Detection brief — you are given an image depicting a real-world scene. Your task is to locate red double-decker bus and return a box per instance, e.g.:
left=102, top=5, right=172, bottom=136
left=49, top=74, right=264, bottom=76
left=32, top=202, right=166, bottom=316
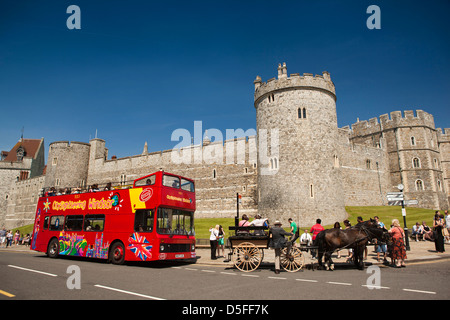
left=30, top=171, right=196, bottom=264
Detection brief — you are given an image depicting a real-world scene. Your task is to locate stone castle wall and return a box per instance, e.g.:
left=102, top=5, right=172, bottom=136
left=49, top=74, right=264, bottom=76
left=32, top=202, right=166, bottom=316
left=86, top=136, right=258, bottom=218
left=1, top=64, right=448, bottom=230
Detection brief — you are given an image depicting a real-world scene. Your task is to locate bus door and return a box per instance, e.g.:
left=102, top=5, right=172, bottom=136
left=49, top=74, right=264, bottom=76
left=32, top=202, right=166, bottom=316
left=128, top=209, right=155, bottom=261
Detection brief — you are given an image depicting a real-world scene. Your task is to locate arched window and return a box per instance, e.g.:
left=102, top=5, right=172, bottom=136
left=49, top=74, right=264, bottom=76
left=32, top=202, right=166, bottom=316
left=412, top=157, right=420, bottom=168
left=366, top=159, right=371, bottom=170
left=270, top=157, right=279, bottom=170
left=333, top=155, right=339, bottom=167
left=410, top=137, right=415, bottom=146
left=298, top=108, right=302, bottom=119
left=437, top=180, right=442, bottom=191
left=303, top=108, right=307, bottom=119
left=415, top=179, right=424, bottom=191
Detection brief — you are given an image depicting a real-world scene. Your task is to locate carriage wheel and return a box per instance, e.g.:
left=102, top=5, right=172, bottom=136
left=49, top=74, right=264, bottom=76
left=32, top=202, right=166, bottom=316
left=280, top=246, right=305, bottom=272
left=232, top=242, right=262, bottom=272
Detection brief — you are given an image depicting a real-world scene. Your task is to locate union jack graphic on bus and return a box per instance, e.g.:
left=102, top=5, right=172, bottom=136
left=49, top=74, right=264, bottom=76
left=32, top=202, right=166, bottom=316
left=127, top=232, right=153, bottom=261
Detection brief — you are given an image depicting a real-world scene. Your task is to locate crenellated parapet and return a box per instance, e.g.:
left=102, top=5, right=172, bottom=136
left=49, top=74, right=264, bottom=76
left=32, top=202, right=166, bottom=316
left=253, top=63, right=336, bottom=105
left=349, top=110, right=436, bottom=138
left=437, top=128, right=450, bottom=143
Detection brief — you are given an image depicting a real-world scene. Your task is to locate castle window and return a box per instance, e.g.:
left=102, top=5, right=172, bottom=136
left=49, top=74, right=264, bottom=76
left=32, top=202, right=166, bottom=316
left=19, top=171, right=29, bottom=181
left=333, top=155, right=339, bottom=168
left=415, top=179, right=424, bottom=191
left=412, top=157, right=421, bottom=168
left=310, top=184, right=314, bottom=198
left=55, top=178, right=60, bottom=187
left=213, top=169, right=217, bottom=179
left=298, top=108, right=307, bottom=119
left=120, top=174, right=127, bottom=186
left=52, top=157, right=58, bottom=166
left=366, top=159, right=371, bottom=170
left=270, top=157, right=278, bottom=170
left=410, top=137, right=415, bottom=146
left=434, top=159, right=438, bottom=169
left=437, top=180, right=442, bottom=191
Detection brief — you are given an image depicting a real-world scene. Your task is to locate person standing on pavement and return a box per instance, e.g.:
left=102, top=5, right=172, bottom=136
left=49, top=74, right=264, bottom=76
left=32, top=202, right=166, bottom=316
left=444, top=210, right=450, bottom=243
left=388, top=219, right=407, bottom=268
left=0, top=228, right=6, bottom=248
left=209, top=225, right=219, bottom=260
left=269, top=220, right=293, bottom=274
left=433, top=212, right=445, bottom=253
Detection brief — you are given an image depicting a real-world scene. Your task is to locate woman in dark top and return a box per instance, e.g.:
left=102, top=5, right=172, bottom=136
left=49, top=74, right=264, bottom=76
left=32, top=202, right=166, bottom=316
left=433, top=212, right=445, bottom=253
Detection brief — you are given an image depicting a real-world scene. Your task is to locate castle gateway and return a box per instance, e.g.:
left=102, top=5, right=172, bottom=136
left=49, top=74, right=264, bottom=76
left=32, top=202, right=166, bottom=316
left=1, top=63, right=449, bottom=229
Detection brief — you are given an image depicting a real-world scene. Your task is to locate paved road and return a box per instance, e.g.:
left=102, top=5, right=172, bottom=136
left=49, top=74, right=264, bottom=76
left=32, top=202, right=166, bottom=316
left=1, top=250, right=449, bottom=301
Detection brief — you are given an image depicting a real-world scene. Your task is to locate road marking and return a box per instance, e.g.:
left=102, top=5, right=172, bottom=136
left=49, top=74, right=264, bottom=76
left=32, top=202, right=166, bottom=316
left=296, top=278, right=318, bottom=283
left=402, top=288, right=436, bottom=295
left=268, top=276, right=287, bottom=280
left=326, top=281, right=352, bottom=286
left=8, top=265, right=57, bottom=277
left=242, top=274, right=259, bottom=278
left=201, top=269, right=216, bottom=273
left=0, top=289, right=15, bottom=298
left=184, top=268, right=198, bottom=271
left=361, top=285, right=390, bottom=289
left=94, top=284, right=165, bottom=300
left=220, top=272, right=237, bottom=275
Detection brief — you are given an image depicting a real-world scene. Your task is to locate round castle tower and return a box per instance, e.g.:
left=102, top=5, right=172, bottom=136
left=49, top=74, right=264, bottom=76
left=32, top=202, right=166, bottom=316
left=254, top=63, right=347, bottom=226
left=44, top=141, right=91, bottom=190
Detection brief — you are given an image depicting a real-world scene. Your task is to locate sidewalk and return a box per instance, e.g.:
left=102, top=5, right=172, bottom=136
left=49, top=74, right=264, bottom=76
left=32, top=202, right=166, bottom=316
left=2, top=240, right=448, bottom=268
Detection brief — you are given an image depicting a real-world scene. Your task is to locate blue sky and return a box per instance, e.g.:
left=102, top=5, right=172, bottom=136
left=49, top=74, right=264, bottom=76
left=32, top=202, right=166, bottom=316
left=1, top=0, right=449, bottom=161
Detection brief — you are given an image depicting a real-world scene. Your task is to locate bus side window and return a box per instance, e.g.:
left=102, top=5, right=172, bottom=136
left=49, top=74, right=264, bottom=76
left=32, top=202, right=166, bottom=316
left=43, top=216, right=49, bottom=230
left=49, top=216, right=64, bottom=231
left=84, top=214, right=105, bottom=232
left=65, top=215, right=83, bottom=231
left=134, top=209, right=154, bottom=232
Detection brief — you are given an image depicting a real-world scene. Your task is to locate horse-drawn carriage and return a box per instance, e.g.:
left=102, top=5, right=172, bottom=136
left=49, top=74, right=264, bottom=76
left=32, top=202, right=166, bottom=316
left=224, top=225, right=307, bottom=272
left=223, top=216, right=390, bottom=272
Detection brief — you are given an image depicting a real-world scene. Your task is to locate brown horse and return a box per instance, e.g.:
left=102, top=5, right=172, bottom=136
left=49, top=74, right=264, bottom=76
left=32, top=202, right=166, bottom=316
left=314, top=219, right=389, bottom=270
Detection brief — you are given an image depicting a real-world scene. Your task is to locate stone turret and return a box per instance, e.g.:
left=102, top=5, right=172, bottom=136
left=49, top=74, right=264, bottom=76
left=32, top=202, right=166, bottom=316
left=45, top=141, right=90, bottom=189
left=254, top=63, right=346, bottom=225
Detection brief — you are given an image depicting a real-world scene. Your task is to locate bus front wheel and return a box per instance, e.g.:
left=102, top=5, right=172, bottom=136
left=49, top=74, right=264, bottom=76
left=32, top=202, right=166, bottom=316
left=47, top=238, right=60, bottom=258
left=109, top=242, right=125, bottom=265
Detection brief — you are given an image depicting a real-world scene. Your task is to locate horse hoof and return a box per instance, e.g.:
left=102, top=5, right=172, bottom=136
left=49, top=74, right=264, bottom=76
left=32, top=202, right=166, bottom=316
left=330, top=264, right=334, bottom=271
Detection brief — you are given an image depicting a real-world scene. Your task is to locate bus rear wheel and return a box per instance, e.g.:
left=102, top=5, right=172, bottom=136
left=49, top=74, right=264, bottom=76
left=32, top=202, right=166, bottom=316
left=109, top=242, right=125, bottom=265
left=47, top=238, right=60, bottom=258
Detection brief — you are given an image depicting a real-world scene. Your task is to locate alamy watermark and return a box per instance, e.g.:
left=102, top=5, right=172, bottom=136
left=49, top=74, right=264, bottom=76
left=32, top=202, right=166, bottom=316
left=170, top=121, right=279, bottom=175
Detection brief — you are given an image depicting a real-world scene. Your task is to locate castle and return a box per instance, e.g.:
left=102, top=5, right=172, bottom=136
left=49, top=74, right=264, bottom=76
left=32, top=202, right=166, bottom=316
left=1, top=63, right=449, bottom=229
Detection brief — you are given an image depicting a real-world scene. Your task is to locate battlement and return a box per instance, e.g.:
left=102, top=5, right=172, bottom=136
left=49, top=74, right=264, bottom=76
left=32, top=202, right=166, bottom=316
left=349, top=110, right=436, bottom=137
left=253, top=63, right=336, bottom=104
left=437, top=128, right=450, bottom=143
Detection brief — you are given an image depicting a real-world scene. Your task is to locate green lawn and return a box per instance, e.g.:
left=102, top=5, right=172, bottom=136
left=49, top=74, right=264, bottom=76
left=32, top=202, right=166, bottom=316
left=11, top=206, right=440, bottom=240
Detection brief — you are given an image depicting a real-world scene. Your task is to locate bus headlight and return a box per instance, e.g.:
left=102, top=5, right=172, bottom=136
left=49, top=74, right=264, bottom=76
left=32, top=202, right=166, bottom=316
left=160, top=245, right=164, bottom=251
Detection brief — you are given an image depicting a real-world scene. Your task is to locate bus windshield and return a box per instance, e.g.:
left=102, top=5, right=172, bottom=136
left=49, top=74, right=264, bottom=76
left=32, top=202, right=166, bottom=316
left=157, top=207, right=195, bottom=236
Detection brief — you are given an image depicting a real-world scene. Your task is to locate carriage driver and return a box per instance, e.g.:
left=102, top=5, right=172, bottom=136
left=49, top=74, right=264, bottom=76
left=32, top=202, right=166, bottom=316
left=269, top=220, right=293, bottom=274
